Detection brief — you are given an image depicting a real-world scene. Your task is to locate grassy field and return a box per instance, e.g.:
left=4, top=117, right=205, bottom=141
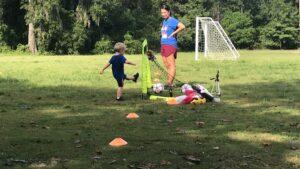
left=0, top=50, right=299, bottom=169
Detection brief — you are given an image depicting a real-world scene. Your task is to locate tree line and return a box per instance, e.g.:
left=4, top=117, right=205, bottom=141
left=0, top=0, right=299, bottom=54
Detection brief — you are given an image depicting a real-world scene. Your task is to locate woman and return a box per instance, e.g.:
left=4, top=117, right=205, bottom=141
left=160, top=4, right=185, bottom=86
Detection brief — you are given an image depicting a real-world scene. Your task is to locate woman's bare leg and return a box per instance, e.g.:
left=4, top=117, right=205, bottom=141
left=162, top=54, right=176, bottom=85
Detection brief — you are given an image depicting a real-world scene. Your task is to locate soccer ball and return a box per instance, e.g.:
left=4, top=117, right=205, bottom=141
left=152, top=83, right=164, bottom=93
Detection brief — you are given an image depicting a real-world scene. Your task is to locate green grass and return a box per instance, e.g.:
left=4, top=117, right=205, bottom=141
left=0, top=50, right=299, bottom=169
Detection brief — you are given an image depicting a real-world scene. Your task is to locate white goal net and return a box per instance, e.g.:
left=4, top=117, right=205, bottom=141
left=195, top=17, right=239, bottom=60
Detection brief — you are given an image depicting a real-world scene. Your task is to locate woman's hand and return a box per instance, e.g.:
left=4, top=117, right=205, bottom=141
left=168, top=32, right=176, bottom=38
left=168, top=22, right=185, bottom=38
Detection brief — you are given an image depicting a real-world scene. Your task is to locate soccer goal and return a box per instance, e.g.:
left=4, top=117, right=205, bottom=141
left=195, top=17, right=240, bottom=61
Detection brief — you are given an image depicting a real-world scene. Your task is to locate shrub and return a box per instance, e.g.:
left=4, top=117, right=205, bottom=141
left=0, top=43, right=11, bottom=53
left=16, top=44, right=29, bottom=53
left=124, top=32, right=142, bottom=54
left=221, top=12, right=255, bottom=49
left=260, top=22, right=298, bottom=49
left=93, top=37, right=113, bottom=54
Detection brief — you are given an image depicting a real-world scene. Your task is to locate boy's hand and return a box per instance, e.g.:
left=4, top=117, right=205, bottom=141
left=125, top=60, right=136, bottom=66
left=99, top=70, right=104, bottom=75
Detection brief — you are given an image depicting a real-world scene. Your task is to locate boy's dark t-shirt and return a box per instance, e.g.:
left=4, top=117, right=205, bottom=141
left=109, top=54, right=126, bottom=79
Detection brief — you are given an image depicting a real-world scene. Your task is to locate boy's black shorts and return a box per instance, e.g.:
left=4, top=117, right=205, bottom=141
left=115, top=74, right=127, bottom=87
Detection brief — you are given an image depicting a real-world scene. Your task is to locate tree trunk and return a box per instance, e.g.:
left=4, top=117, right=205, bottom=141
left=28, top=0, right=37, bottom=54
left=28, top=22, right=37, bottom=54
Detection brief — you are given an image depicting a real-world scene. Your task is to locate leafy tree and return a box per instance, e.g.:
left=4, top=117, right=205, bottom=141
left=0, top=0, right=298, bottom=54
left=258, top=0, right=298, bottom=49
left=222, top=11, right=255, bottom=49
left=124, top=32, right=142, bottom=54
left=260, top=21, right=298, bottom=49
left=93, top=36, right=113, bottom=54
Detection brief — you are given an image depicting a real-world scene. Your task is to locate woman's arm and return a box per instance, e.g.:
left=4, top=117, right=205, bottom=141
left=125, top=60, right=136, bottom=66
left=169, top=22, right=186, bottom=38
left=100, top=63, right=111, bottom=74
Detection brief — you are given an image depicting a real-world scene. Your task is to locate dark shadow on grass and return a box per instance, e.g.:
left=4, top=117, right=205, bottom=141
left=0, top=77, right=299, bottom=168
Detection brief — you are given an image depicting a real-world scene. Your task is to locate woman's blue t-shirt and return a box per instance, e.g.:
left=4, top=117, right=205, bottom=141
left=161, top=17, right=179, bottom=48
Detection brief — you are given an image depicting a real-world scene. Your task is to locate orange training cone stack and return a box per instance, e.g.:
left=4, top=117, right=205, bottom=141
left=126, top=113, right=139, bottom=119
left=109, top=137, right=128, bottom=147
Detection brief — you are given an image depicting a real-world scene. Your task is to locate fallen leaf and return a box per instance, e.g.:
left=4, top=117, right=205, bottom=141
left=290, top=146, right=297, bottom=150
left=42, top=126, right=50, bottom=130
left=160, top=160, right=171, bottom=165
left=128, top=164, right=135, bottom=168
left=92, top=156, right=101, bottom=160
left=29, top=162, right=47, bottom=168
left=167, top=119, right=173, bottom=123
left=195, top=121, right=205, bottom=127
left=109, top=159, right=117, bottom=165
left=75, top=144, right=82, bottom=148
left=184, top=155, right=201, bottom=164
left=74, top=140, right=81, bottom=144
left=262, top=142, right=271, bottom=147
left=221, top=119, right=232, bottom=122
left=213, top=146, right=220, bottom=150
left=49, top=158, right=60, bottom=167
left=186, top=161, right=195, bottom=165
left=195, top=141, right=202, bottom=145
left=241, top=162, right=248, bottom=166
left=8, top=159, right=27, bottom=164
left=176, top=128, right=186, bottom=134
left=30, top=121, right=36, bottom=125
left=169, top=150, right=178, bottom=155
left=290, top=123, right=299, bottom=127
left=20, top=105, right=31, bottom=110
left=136, top=163, right=156, bottom=169
left=95, top=149, right=102, bottom=155
left=137, top=146, right=144, bottom=150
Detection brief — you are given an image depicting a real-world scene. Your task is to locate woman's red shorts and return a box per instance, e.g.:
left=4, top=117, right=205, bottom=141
left=161, top=44, right=177, bottom=59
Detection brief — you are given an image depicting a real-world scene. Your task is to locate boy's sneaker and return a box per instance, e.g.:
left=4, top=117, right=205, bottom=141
left=133, top=73, right=139, bottom=82
left=116, top=97, right=124, bottom=101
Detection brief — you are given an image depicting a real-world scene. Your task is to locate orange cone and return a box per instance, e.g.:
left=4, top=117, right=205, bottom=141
left=126, top=113, right=139, bottom=119
left=167, top=98, right=178, bottom=105
left=109, top=138, right=128, bottom=147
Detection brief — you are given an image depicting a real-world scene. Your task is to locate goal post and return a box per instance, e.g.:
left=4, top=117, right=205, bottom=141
left=195, top=17, right=240, bottom=61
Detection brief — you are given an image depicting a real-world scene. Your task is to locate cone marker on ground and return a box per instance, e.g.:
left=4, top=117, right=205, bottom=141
left=126, top=113, right=139, bottom=119
left=109, top=138, right=128, bottom=147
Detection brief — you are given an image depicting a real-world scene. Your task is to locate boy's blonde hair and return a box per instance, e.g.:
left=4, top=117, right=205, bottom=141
left=114, top=42, right=126, bottom=52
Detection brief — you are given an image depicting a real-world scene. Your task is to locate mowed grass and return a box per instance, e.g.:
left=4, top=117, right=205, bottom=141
left=0, top=50, right=299, bottom=169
